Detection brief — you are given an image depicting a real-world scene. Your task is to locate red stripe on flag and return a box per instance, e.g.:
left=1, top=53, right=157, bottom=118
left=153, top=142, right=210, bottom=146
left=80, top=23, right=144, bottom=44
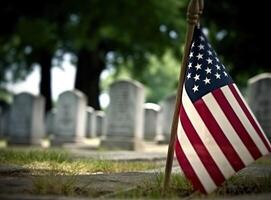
left=229, top=84, right=271, bottom=152
left=180, top=106, right=225, bottom=186
left=212, top=89, right=262, bottom=159
left=175, top=137, right=206, bottom=193
left=194, top=99, right=245, bottom=171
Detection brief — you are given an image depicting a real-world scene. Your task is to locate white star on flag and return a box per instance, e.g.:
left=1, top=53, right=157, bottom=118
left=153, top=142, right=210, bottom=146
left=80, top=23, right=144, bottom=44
left=192, top=85, right=199, bottom=92
left=215, top=72, right=221, bottom=79
left=196, top=53, right=203, bottom=60
left=198, top=44, right=204, bottom=50
left=205, top=67, right=212, bottom=74
left=207, top=58, right=213, bottom=64
left=203, top=77, right=211, bottom=84
left=193, top=74, right=200, bottom=81
left=195, top=63, right=202, bottom=70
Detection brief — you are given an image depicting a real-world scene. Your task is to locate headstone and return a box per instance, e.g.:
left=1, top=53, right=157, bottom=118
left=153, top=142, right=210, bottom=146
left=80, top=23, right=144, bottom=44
left=8, top=92, right=45, bottom=145
left=53, top=90, right=87, bottom=145
left=86, top=107, right=96, bottom=138
left=0, top=103, right=10, bottom=138
left=248, top=73, right=271, bottom=141
left=45, top=109, right=56, bottom=136
left=0, top=108, right=3, bottom=138
left=95, top=111, right=106, bottom=137
left=144, top=103, right=161, bottom=141
left=101, top=80, right=145, bottom=150
left=159, top=93, right=176, bottom=143
left=0, top=109, right=10, bottom=138
left=0, top=99, right=10, bottom=138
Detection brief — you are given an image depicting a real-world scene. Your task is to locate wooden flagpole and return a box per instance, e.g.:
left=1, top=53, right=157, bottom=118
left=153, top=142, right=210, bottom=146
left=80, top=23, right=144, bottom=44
left=199, top=0, right=204, bottom=16
left=163, top=0, right=201, bottom=192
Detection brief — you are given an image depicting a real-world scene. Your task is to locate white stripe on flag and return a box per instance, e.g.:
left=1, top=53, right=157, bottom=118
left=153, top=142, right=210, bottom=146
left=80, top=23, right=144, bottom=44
left=202, top=89, right=254, bottom=165
left=233, top=84, right=271, bottom=149
left=177, top=122, right=217, bottom=193
left=221, top=86, right=269, bottom=155
left=182, top=88, right=235, bottom=177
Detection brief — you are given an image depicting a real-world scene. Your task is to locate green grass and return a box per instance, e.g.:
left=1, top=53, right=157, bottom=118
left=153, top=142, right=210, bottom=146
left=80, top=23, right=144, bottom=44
left=0, top=148, right=159, bottom=175
left=0, top=140, right=7, bottom=148
left=0, top=148, right=70, bottom=163
left=254, top=155, right=271, bottom=166
left=114, top=173, right=194, bottom=199
left=216, top=174, right=271, bottom=195
left=0, top=148, right=162, bottom=197
left=31, top=172, right=271, bottom=198
left=32, top=175, right=78, bottom=196
left=31, top=175, right=108, bottom=197
left=1, top=148, right=271, bottom=198
left=116, top=172, right=271, bottom=199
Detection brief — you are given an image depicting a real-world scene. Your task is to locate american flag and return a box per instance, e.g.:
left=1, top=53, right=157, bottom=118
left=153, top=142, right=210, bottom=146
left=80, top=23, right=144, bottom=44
left=175, top=26, right=271, bottom=193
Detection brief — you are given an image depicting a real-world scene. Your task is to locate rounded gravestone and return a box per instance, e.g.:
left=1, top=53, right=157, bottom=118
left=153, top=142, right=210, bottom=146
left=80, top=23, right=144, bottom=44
left=158, top=93, right=176, bottom=143
left=53, top=90, right=87, bottom=145
left=45, top=109, right=56, bottom=136
left=8, top=92, right=45, bottom=145
left=0, top=109, right=10, bottom=138
left=95, top=111, right=106, bottom=137
left=144, top=103, right=161, bottom=141
left=86, top=106, right=96, bottom=138
left=248, top=73, right=271, bottom=141
left=101, top=80, right=145, bottom=150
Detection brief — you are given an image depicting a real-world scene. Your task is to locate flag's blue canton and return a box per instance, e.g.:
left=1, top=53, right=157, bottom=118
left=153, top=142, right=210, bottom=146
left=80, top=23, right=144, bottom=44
left=185, top=27, right=233, bottom=102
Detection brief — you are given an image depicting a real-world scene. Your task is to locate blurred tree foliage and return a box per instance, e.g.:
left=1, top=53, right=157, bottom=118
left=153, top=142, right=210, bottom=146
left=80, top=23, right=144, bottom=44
left=0, top=0, right=68, bottom=111
left=64, top=0, right=187, bottom=109
left=0, top=0, right=187, bottom=110
left=203, top=0, right=270, bottom=86
left=0, top=0, right=270, bottom=110
left=103, top=0, right=271, bottom=102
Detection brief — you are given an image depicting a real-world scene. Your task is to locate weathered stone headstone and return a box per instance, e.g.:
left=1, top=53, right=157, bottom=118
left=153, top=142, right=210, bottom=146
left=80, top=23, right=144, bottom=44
left=53, top=90, right=87, bottom=145
left=8, top=92, right=45, bottom=145
left=95, top=111, right=106, bottom=137
left=0, top=108, right=3, bottom=138
left=0, top=102, right=10, bottom=138
left=0, top=109, right=10, bottom=138
left=45, top=109, right=56, bottom=136
left=144, top=103, right=161, bottom=141
left=101, top=80, right=145, bottom=150
left=248, top=73, right=271, bottom=141
left=159, top=93, right=176, bottom=143
left=86, top=107, right=96, bottom=138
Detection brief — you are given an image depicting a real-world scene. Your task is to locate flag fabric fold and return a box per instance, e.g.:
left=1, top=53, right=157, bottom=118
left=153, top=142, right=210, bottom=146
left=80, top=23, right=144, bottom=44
left=175, top=26, right=271, bottom=193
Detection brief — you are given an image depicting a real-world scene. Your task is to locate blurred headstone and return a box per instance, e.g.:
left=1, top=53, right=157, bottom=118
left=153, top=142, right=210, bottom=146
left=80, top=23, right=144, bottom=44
left=248, top=73, right=271, bottom=141
left=0, top=108, right=3, bottom=138
left=101, top=80, right=145, bottom=150
left=95, top=111, right=106, bottom=137
left=8, top=92, right=45, bottom=145
left=45, top=109, right=56, bottom=136
left=0, top=103, right=10, bottom=138
left=0, top=110, right=10, bottom=138
left=53, top=90, right=87, bottom=145
left=159, top=93, right=176, bottom=143
left=86, top=106, right=96, bottom=138
left=144, top=103, right=161, bottom=141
